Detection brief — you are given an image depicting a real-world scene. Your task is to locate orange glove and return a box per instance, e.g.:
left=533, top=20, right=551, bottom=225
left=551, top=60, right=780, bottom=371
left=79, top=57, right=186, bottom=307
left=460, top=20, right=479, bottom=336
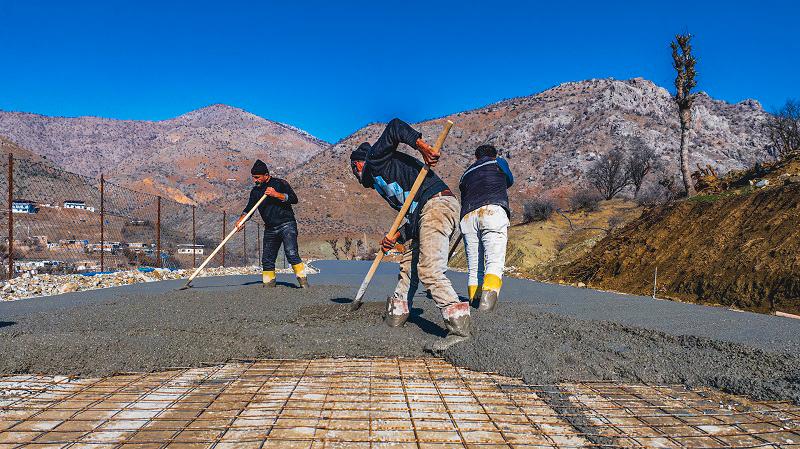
left=380, top=231, right=401, bottom=253
left=234, top=216, right=246, bottom=232
left=416, top=138, right=440, bottom=167
left=264, top=187, right=286, bottom=200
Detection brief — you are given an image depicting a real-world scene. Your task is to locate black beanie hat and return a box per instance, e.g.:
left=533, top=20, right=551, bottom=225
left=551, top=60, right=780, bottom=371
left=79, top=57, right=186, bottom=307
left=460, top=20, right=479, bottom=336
left=251, top=159, right=269, bottom=175
left=350, top=142, right=371, bottom=161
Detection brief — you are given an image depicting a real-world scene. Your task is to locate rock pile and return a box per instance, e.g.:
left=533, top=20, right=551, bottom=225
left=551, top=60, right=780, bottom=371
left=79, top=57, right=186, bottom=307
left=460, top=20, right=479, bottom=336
left=0, top=263, right=319, bottom=302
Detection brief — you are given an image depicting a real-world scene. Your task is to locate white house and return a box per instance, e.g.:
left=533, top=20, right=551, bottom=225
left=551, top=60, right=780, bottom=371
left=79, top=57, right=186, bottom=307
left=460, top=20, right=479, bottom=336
left=63, top=200, right=96, bottom=212
left=87, top=242, right=120, bottom=254
left=11, top=200, right=38, bottom=214
left=177, top=244, right=204, bottom=255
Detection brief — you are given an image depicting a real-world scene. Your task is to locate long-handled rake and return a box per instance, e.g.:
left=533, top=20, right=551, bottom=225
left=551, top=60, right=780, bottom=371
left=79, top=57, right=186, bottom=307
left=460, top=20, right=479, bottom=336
left=178, top=194, right=268, bottom=290
left=349, top=120, right=454, bottom=311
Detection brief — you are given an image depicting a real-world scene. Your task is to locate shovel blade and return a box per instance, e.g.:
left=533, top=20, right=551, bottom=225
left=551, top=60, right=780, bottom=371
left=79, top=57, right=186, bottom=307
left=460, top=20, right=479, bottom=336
left=349, top=299, right=363, bottom=311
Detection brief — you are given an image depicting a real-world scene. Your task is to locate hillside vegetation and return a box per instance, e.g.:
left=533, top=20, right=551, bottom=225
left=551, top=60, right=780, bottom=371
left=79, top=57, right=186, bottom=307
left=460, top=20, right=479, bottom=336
left=563, top=155, right=800, bottom=314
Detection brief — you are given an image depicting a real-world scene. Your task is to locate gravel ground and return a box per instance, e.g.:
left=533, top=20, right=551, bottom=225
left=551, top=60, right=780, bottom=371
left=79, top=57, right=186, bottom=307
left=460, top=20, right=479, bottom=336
left=1, top=277, right=798, bottom=404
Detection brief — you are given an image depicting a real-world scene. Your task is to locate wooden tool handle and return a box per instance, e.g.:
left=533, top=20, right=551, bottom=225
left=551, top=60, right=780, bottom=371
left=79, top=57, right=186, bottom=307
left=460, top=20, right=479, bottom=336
left=183, top=193, right=268, bottom=287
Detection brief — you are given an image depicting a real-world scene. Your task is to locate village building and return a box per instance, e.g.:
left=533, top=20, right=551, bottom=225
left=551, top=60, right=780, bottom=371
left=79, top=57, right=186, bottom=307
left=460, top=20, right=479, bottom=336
left=63, top=200, right=96, bottom=212
left=87, top=242, right=121, bottom=254
left=177, top=243, right=204, bottom=255
left=11, top=200, right=38, bottom=214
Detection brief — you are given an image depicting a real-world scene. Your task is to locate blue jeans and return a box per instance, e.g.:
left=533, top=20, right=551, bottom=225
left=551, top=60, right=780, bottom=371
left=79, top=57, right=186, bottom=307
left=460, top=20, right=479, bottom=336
left=262, top=220, right=302, bottom=270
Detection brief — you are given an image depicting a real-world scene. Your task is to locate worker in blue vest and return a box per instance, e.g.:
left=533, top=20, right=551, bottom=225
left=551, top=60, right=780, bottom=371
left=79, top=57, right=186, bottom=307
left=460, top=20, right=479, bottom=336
left=458, top=144, right=513, bottom=311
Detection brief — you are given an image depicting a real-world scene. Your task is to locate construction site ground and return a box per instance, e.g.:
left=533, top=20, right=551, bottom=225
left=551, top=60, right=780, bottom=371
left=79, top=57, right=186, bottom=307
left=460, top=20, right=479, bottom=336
left=1, top=260, right=799, bottom=447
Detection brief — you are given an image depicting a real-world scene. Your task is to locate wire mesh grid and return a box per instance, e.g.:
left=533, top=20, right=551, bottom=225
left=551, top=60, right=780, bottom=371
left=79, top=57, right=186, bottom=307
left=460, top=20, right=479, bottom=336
left=1, top=358, right=798, bottom=448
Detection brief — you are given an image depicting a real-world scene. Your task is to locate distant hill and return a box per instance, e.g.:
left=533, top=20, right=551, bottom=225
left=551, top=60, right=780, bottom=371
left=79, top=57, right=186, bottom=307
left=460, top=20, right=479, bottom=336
left=1, top=78, right=774, bottom=239
left=288, top=77, right=773, bottom=237
left=0, top=104, right=329, bottom=207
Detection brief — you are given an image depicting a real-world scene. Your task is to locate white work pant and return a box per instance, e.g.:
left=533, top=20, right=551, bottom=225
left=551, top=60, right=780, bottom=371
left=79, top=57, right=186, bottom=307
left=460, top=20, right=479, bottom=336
left=459, top=204, right=509, bottom=296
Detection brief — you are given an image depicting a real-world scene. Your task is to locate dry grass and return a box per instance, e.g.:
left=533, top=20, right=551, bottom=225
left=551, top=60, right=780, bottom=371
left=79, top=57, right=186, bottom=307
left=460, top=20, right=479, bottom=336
left=450, top=199, right=643, bottom=280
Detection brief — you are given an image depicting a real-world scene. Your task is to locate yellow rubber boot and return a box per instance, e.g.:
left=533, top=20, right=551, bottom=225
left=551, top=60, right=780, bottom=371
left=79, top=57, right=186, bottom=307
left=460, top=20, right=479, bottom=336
left=262, top=270, right=276, bottom=287
left=479, top=274, right=502, bottom=312
left=467, top=285, right=482, bottom=304
left=292, top=263, right=309, bottom=288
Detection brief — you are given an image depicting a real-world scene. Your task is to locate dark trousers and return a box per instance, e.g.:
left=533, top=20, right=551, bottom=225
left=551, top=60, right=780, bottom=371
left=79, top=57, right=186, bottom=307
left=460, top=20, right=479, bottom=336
left=262, top=220, right=302, bottom=271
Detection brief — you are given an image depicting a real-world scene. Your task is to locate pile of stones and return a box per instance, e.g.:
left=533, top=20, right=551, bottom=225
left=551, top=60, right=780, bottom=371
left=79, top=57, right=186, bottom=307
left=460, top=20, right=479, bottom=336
left=0, top=263, right=318, bottom=302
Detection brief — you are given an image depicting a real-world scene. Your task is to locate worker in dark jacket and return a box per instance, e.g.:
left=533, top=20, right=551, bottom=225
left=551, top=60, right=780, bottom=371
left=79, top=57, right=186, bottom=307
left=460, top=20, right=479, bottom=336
left=350, top=118, right=469, bottom=351
left=235, top=159, right=308, bottom=288
left=458, top=144, right=513, bottom=311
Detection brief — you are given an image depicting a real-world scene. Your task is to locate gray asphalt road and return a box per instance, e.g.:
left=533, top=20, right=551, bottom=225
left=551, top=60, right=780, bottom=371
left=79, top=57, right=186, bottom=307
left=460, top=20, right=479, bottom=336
left=1, top=260, right=798, bottom=403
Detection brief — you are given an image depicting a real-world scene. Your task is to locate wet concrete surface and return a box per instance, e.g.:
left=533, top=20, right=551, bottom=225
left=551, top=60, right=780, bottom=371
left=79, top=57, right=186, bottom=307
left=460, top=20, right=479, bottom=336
left=1, top=260, right=799, bottom=403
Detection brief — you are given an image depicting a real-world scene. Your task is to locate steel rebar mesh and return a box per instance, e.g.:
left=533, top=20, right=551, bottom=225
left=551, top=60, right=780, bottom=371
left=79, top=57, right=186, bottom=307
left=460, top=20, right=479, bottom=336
left=1, top=358, right=798, bottom=448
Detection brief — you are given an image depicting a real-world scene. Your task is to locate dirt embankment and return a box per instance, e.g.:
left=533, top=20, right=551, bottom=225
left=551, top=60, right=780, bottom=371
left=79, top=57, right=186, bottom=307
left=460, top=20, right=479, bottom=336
left=564, top=184, right=800, bottom=314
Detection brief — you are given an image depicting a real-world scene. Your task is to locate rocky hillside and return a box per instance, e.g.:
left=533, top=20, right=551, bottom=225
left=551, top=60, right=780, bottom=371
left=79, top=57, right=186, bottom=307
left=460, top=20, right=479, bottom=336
left=0, top=104, right=328, bottom=207
left=0, top=136, right=96, bottom=206
left=288, top=77, right=773, bottom=237
left=1, top=78, right=773, bottom=238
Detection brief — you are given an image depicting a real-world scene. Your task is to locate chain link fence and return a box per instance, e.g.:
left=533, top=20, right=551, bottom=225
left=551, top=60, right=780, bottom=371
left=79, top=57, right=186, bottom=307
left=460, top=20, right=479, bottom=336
left=1, top=152, right=268, bottom=279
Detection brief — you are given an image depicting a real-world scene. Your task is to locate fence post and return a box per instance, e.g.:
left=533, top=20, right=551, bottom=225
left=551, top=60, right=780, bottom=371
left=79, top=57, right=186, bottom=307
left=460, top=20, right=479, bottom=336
left=242, top=222, right=246, bottom=266
left=156, top=196, right=161, bottom=268
left=222, top=210, right=226, bottom=267
left=100, top=174, right=104, bottom=272
left=192, top=205, right=196, bottom=269
left=7, top=153, right=13, bottom=280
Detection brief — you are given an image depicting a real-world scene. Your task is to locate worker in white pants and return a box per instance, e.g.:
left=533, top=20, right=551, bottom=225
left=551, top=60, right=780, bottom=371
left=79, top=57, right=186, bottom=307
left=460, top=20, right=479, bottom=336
left=460, top=205, right=509, bottom=305
left=458, top=144, right=514, bottom=311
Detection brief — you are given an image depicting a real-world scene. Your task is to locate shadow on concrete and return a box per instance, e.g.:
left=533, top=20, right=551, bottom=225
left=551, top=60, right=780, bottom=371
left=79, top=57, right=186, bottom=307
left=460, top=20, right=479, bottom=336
left=0, top=321, right=15, bottom=329
left=410, top=306, right=447, bottom=337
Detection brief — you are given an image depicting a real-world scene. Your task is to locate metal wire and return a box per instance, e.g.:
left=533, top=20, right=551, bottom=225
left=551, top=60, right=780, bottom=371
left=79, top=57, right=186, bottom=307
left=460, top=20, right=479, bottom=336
left=1, top=154, right=262, bottom=278
left=1, top=358, right=798, bottom=448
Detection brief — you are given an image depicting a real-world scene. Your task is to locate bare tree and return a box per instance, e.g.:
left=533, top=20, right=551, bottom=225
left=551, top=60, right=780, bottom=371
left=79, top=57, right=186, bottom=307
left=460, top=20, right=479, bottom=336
left=587, top=148, right=630, bottom=200
left=326, top=239, right=340, bottom=260
left=625, top=136, right=657, bottom=197
left=355, top=239, right=364, bottom=258
left=765, top=99, right=800, bottom=158
left=671, top=33, right=698, bottom=196
left=342, top=236, right=353, bottom=259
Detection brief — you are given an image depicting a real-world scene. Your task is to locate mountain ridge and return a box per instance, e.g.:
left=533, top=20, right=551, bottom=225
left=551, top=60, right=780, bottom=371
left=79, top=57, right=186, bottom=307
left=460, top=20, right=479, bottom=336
left=286, top=77, right=773, bottom=237
left=0, top=77, right=774, bottom=237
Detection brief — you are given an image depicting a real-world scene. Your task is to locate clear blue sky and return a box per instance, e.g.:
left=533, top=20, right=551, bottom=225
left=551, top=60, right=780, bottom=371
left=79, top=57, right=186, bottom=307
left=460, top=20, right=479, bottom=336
left=1, top=0, right=797, bottom=142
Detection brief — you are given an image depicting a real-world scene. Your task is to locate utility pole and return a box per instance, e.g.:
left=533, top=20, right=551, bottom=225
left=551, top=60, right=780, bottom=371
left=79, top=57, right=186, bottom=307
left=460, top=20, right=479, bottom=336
left=192, top=205, right=196, bottom=269
left=156, top=196, right=161, bottom=268
left=7, top=154, right=13, bottom=279
left=100, top=174, right=104, bottom=272
left=222, top=210, right=226, bottom=267
left=256, top=223, right=261, bottom=266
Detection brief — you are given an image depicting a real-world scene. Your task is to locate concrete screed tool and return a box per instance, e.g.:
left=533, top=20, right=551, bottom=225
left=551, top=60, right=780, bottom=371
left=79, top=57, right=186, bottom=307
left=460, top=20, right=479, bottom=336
left=350, top=120, right=454, bottom=311
left=179, top=194, right=268, bottom=290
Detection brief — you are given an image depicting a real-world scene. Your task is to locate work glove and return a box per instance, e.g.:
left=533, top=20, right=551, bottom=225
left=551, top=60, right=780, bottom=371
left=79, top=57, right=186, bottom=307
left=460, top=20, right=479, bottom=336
left=416, top=138, right=440, bottom=167
left=380, top=231, right=401, bottom=253
left=234, top=216, right=246, bottom=232
left=264, top=187, right=285, bottom=200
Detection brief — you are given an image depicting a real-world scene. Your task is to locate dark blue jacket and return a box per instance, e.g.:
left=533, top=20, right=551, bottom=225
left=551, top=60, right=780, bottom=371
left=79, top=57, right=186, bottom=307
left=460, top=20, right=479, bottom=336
left=458, top=156, right=514, bottom=219
left=361, top=118, right=450, bottom=241
left=242, top=177, right=299, bottom=228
